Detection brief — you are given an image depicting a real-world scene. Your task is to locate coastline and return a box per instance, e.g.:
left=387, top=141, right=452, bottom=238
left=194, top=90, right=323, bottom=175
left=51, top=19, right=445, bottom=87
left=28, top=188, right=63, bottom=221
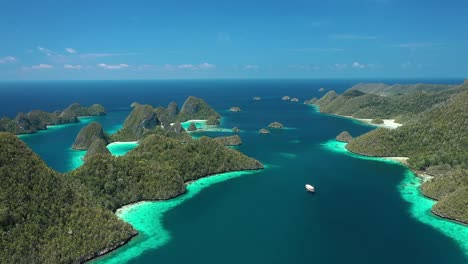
left=322, top=139, right=468, bottom=256
left=88, top=168, right=264, bottom=264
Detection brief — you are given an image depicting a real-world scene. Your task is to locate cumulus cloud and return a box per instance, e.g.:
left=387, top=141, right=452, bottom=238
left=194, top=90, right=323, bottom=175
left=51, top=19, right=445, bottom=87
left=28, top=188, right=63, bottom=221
left=64, top=64, right=82, bottom=69
left=391, top=42, right=443, bottom=48
left=244, top=65, right=260, bottom=70
left=97, top=63, right=129, bottom=69
left=0, top=56, right=16, bottom=64
left=329, top=63, right=348, bottom=70
left=288, top=64, right=320, bottom=71
left=329, top=34, right=378, bottom=40
left=31, top=64, right=53, bottom=69
left=164, top=63, right=216, bottom=71
left=352, top=61, right=366, bottom=69
left=65, top=48, right=77, bottom=54
left=295, top=48, right=344, bottom=53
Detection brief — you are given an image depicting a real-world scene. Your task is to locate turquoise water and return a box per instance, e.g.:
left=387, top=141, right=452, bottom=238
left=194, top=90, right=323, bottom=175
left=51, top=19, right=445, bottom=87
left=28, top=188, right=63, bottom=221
left=6, top=80, right=467, bottom=264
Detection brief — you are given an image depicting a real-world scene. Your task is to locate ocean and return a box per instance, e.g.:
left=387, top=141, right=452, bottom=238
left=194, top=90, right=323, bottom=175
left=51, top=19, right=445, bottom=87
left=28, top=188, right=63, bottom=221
left=1, top=79, right=467, bottom=264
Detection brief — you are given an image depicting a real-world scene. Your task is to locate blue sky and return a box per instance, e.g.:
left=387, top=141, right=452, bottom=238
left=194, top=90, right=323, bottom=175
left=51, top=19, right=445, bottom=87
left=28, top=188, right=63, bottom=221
left=0, top=0, right=467, bottom=80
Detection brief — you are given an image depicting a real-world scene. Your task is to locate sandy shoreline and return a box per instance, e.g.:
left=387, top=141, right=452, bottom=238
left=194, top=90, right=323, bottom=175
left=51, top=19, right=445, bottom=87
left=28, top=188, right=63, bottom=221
left=342, top=115, right=402, bottom=129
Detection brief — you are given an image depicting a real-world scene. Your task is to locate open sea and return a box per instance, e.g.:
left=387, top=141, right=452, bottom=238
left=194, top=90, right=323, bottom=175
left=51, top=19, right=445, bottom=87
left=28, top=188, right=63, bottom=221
left=1, top=79, right=467, bottom=264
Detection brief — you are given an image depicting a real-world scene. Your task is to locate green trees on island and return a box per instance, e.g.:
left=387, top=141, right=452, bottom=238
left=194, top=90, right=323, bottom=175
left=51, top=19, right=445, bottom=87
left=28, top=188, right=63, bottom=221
left=0, top=133, right=135, bottom=263
left=314, top=81, right=468, bottom=223
left=0, top=103, right=106, bottom=135
left=0, top=94, right=262, bottom=262
left=112, top=96, right=220, bottom=141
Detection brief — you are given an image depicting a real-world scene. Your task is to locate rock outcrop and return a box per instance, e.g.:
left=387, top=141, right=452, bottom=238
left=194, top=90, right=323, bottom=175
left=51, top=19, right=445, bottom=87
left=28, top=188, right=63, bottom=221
left=229, top=107, right=241, bottom=112
left=179, top=96, right=220, bottom=122
left=84, top=138, right=111, bottom=161
left=268, top=122, right=284, bottom=129
left=282, top=96, right=291, bottom=101
left=291, top=98, right=299, bottom=102
left=336, top=131, right=353, bottom=143
left=232, top=127, right=240, bottom=133
left=72, top=122, right=109, bottom=150
left=304, top=97, right=318, bottom=104
left=259, top=128, right=271, bottom=134
left=187, top=122, right=197, bottom=131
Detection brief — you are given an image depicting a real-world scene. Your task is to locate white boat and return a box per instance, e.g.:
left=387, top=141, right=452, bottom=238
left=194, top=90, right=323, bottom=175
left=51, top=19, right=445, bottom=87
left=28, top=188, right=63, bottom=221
left=305, top=184, right=315, bottom=193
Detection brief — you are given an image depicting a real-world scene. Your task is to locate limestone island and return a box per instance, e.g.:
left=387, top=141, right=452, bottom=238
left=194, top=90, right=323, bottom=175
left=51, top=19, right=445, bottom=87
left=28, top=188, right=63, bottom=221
left=268, top=122, right=284, bottom=129
left=0, top=103, right=106, bottom=135
left=335, top=131, right=353, bottom=143
left=229, top=106, right=242, bottom=112
left=0, top=95, right=264, bottom=263
left=112, top=96, right=220, bottom=141
left=259, top=128, right=271, bottom=134
left=313, top=81, right=468, bottom=224
left=72, top=122, right=109, bottom=150
left=318, top=87, right=325, bottom=92
left=282, top=96, right=291, bottom=101
left=291, top=98, right=299, bottom=102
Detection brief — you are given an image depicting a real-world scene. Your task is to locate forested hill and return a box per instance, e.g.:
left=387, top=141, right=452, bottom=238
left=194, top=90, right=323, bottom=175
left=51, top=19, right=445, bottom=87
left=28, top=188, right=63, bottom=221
left=348, top=82, right=457, bottom=96
left=315, top=81, right=466, bottom=123
left=0, top=132, right=135, bottom=263
left=314, top=80, right=468, bottom=223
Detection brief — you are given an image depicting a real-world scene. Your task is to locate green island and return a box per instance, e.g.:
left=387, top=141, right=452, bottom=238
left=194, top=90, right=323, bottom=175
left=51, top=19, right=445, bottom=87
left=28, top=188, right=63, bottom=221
left=112, top=96, right=220, bottom=142
left=0, top=103, right=106, bottom=135
left=313, top=80, right=468, bottom=223
left=0, top=97, right=263, bottom=263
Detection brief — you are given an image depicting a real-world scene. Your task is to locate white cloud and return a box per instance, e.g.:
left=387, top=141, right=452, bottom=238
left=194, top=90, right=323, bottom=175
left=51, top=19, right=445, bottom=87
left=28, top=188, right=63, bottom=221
left=329, top=64, right=348, bottom=70
left=31, top=64, right=53, bottom=69
left=0, top=56, right=16, bottom=64
left=352, top=61, right=366, bottom=69
left=288, top=64, right=320, bottom=71
left=329, top=34, right=378, bottom=40
left=65, top=48, right=77, bottom=54
left=37, top=46, right=57, bottom=57
left=198, top=62, right=216, bottom=70
left=178, top=64, right=196, bottom=70
left=64, top=64, right=82, bottom=69
left=97, top=63, right=129, bottom=69
left=244, top=65, right=260, bottom=70
left=391, top=42, right=443, bottom=48
left=81, top=52, right=140, bottom=59
left=295, top=48, right=344, bottom=53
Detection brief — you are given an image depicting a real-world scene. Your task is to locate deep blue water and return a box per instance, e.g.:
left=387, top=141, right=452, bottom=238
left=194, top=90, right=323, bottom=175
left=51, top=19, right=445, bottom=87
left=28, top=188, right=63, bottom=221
left=0, top=79, right=466, bottom=263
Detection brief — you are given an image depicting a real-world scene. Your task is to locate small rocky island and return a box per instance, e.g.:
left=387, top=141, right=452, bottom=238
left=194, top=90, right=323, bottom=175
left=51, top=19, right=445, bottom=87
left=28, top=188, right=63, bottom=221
left=72, top=122, right=109, bottom=150
left=336, top=131, right=353, bottom=143
left=318, top=87, right=325, bottom=92
left=215, top=135, right=243, bottom=146
left=253, top=96, right=261, bottom=101
left=187, top=122, right=197, bottom=131
left=291, top=98, right=299, bottom=102
left=259, top=128, right=271, bottom=134
left=268, top=122, right=284, bottom=129
left=232, top=127, right=240, bottom=133
left=282, top=96, right=291, bottom=101
left=229, top=107, right=241, bottom=112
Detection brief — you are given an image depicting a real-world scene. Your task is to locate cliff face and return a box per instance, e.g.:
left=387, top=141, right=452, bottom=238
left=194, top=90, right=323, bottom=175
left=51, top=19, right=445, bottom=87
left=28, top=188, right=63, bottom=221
left=179, top=96, right=220, bottom=122
left=0, top=132, right=134, bottom=263
left=72, top=122, right=109, bottom=150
